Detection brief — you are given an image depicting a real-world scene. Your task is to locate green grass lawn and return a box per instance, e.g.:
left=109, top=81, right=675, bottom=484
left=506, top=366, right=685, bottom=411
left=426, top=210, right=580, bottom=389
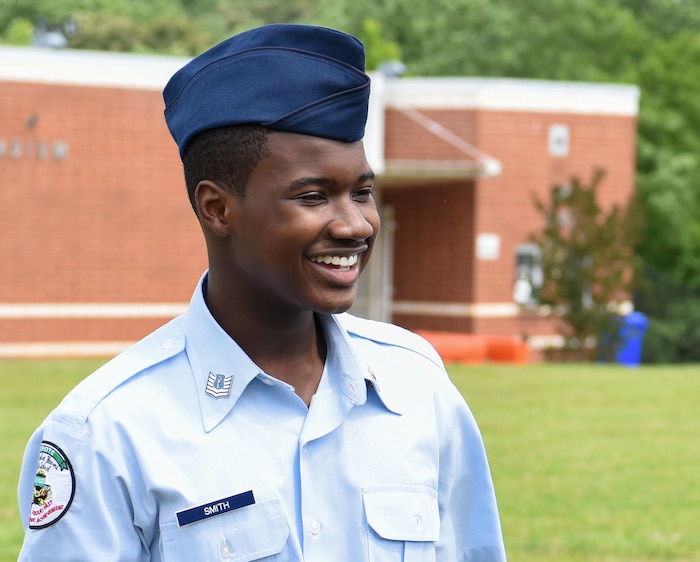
left=0, top=358, right=106, bottom=562
left=450, top=362, right=700, bottom=562
left=1, top=359, right=699, bottom=561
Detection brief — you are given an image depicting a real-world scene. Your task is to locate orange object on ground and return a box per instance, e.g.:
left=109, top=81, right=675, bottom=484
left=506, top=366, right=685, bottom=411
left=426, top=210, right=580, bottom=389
left=485, top=335, right=530, bottom=364
left=416, top=331, right=530, bottom=365
left=415, top=331, right=488, bottom=364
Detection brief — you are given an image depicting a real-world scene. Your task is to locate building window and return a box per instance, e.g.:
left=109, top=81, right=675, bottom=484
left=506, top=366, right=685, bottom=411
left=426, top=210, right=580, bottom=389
left=548, top=123, right=570, bottom=157
left=513, top=244, right=543, bottom=305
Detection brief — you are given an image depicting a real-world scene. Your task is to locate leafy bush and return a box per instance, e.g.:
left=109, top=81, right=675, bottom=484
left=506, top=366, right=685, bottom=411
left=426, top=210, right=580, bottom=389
left=635, top=266, right=700, bottom=363
left=531, top=170, right=642, bottom=358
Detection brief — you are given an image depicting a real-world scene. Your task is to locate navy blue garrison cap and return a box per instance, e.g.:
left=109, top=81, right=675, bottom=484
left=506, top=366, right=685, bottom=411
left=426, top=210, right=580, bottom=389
left=163, top=24, right=371, bottom=158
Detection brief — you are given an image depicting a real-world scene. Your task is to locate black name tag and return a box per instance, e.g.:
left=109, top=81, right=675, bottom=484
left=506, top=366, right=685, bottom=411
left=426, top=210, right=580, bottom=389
left=176, top=490, right=255, bottom=527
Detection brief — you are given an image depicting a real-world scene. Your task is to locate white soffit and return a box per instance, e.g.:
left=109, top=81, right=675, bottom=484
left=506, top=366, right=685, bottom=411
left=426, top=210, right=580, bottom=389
left=0, top=46, right=188, bottom=90
left=385, top=77, right=640, bottom=116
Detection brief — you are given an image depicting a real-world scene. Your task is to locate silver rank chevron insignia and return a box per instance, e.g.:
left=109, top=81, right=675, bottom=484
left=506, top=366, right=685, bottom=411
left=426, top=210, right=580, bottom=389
left=206, top=372, right=233, bottom=398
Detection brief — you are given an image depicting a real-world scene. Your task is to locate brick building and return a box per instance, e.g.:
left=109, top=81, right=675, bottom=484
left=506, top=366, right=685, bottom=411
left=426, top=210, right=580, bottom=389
left=0, top=46, right=639, bottom=357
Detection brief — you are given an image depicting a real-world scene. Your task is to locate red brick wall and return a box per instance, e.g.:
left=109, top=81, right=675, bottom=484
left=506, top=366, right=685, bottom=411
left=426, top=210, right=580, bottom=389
left=383, top=182, right=476, bottom=303
left=472, top=110, right=637, bottom=307
left=391, top=314, right=475, bottom=333
left=0, top=81, right=207, bottom=346
left=382, top=106, right=637, bottom=336
left=385, top=109, right=477, bottom=161
left=2, top=317, right=170, bottom=344
left=0, top=78, right=637, bottom=350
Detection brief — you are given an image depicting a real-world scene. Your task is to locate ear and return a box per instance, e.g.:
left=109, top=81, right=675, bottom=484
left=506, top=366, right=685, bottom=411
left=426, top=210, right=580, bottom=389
left=195, top=180, right=233, bottom=237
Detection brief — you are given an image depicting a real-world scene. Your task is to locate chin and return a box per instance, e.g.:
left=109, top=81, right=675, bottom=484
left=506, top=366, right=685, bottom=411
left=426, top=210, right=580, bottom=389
left=312, top=302, right=354, bottom=316
left=328, top=303, right=354, bottom=315
left=311, top=291, right=357, bottom=315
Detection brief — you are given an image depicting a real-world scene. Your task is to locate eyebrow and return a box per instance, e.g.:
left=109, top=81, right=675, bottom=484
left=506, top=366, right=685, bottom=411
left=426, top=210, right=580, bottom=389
left=359, top=171, right=376, bottom=183
left=289, top=170, right=376, bottom=189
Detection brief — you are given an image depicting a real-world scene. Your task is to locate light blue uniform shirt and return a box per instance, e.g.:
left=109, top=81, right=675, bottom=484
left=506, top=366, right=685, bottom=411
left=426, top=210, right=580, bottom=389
left=18, top=273, right=506, bottom=561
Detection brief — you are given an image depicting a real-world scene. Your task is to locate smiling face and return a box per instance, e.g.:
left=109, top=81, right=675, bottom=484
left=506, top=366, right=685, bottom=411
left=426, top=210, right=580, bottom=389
left=205, top=131, right=380, bottom=321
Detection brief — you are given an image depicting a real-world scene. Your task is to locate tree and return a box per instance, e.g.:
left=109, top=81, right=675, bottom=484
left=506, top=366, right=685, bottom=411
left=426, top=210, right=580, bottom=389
left=357, top=18, right=401, bottom=71
left=531, top=170, right=642, bottom=357
left=0, top=16, right=31, bottom=44
left=614, top=0, right=700, bottom=39
left=634, top=31, right=700, bottom=291
left=311, top=0, right=647, bottom=80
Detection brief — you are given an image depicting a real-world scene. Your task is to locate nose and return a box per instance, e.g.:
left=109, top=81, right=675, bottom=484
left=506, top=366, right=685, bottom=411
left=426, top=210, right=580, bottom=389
left=328, top=198, right=379, bottom=241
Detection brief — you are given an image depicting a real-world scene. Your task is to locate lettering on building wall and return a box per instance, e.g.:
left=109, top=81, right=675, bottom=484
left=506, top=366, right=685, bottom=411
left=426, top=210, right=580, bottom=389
left=0, top=138, right=68, bottom=161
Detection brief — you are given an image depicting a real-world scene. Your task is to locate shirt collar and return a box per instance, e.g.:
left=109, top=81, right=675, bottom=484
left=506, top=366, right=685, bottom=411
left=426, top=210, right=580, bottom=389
left=183, top=272, right=400, bottom=432
left=322, top=314, right=403, bottom=415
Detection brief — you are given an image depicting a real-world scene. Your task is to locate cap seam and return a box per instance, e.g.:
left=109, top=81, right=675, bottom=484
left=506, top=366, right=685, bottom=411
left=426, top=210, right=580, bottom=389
left=165, top=46, right=366, bottom=114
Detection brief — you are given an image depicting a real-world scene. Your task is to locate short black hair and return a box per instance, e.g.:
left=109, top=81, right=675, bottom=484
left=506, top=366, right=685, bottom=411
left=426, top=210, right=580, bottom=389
left=182, top=125, right=270, bottom=212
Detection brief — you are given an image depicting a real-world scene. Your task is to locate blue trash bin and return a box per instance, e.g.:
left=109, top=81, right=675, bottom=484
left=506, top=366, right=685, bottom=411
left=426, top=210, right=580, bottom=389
left=615, top=312, right=648, bottom=367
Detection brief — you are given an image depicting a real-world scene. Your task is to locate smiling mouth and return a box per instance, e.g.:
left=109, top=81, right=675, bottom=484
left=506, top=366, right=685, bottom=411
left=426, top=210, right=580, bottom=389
left=309, top=254, right=359, bottom=270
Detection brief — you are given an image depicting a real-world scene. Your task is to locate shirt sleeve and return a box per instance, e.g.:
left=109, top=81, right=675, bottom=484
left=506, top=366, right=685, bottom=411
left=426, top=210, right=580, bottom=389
left=17, top=419, right=152, bottom=562
left=435, top=384, right=508, bottom=562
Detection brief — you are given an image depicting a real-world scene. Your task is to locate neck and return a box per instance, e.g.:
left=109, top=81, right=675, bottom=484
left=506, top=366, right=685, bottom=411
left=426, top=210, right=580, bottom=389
left=204, top=279, right=327, bottom=406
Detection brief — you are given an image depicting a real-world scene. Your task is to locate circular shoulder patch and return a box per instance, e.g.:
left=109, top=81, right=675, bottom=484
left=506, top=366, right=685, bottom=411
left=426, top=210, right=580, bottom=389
left=29, top=441, right=76, bottom=529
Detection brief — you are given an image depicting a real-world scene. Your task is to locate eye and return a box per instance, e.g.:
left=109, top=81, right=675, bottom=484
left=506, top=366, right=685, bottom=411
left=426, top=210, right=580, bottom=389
left=352, top=187, right=375, bottom=202
left=294, top=192, right=327, bottom=205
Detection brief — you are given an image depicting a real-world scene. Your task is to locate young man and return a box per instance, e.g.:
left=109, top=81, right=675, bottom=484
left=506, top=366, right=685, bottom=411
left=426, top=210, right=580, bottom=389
left=18, top=24, right=507, bottom=561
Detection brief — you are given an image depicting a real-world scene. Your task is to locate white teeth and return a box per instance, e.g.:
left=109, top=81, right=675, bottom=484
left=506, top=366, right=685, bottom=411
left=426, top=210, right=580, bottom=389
left=311, top=254, right=358, bottom=267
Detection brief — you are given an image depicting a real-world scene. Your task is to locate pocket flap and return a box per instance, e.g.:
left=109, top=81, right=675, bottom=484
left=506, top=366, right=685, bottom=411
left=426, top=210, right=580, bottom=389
left=362, top=485, right=440, bottom=542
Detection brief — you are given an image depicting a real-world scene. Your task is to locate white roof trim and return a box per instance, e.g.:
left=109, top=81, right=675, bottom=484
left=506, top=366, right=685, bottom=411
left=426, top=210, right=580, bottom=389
left=0, top=341, right=132, bottom=358
left=0, top=46, right=188, bottom=90
left=0, top=303, right=187, bottom=318
left=386, top=77, right=639, bottom=116
left=392, top=300, right=521, bottom=318
left=0, top=46, right=639, bottom=116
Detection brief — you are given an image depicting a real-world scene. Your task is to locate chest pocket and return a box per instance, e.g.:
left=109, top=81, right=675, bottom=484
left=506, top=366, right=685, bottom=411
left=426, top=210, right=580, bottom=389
left=362, top=485, right=440, bottom=562
left=160, top=497, right=290, bottom=561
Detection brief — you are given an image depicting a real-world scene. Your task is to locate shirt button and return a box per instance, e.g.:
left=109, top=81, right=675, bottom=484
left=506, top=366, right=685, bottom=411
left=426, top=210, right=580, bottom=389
left=161, top=339, right=174, bottom=349
left=310, top=520, right=321, bottom=536
left=219, top=537, right=233, bottom=558
left=259, top=376, right=274, bottom=386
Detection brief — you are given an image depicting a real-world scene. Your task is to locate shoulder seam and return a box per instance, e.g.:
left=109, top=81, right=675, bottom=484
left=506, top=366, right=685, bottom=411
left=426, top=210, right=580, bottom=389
left=336, top=313, right=445, bottom=369
left=58, top=318, right=186, bottom=426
